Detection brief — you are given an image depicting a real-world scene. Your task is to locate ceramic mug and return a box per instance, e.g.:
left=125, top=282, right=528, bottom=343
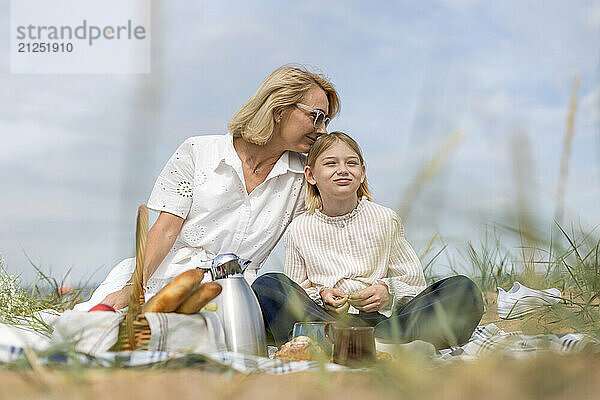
left=327, top=325, right=376, bottom=366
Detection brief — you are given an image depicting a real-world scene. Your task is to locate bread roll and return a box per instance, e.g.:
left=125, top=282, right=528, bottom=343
left=175, top=282, right=222, bottom=314
left=274, top=336, right=326, bottom=362
left=142, top=268, right=204, bottom=313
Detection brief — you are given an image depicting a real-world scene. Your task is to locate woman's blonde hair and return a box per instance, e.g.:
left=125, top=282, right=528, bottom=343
left=228, top=65, right=340, bottom=145
left=305, top=131, right=372, bottom=213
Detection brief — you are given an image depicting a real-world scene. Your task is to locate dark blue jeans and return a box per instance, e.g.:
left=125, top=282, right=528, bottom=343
left=251, top=273, right=484, bottom=349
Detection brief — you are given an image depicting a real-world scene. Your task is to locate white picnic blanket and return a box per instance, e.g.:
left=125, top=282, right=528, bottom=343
left=0, top=298, right=597, bottom=372
left=0, top=310, right=60, bottom=354
left=50, top=310, right=228, bottom=355
left=437, top=323, right=592, bottom=360
left=0, top=316, right=596, bottom=373
left=0, top=309, right=346, bottom=373
left=0, top=309, right=226, bottom=360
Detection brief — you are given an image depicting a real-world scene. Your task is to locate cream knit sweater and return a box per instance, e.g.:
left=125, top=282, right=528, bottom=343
left=284, top=198, right=427, bottom=317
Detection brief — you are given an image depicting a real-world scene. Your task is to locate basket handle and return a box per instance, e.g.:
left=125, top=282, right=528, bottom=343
left=124, top=205, right=148, bottom=348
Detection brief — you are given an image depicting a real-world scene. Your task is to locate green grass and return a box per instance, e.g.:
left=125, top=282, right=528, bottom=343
left=417, top=219, right=600, bottom=337
left=0, top=255, right=91, bottom=336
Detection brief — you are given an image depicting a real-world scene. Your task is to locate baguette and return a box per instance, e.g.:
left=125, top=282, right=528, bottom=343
left=142, top=268, right=204, bottom=313
left=175, top=282, right=222, bottom=314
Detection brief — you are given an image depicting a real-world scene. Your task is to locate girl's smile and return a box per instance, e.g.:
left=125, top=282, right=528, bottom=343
left=333, top=177, right=353, bottom=185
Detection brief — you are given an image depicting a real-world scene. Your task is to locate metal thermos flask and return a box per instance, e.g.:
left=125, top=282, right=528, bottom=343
left=206, top=253, right=267, bottom=356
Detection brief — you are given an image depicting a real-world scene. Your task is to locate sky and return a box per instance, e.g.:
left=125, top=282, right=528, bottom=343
left=0, top=0, right=599, bottom=284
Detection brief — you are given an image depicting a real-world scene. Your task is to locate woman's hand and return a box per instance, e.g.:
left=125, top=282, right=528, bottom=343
left=100, top=286, right=131, bottom=310
left=320, top=288, right=349, bottom=314
left=348, top=284, right=390, bottom=313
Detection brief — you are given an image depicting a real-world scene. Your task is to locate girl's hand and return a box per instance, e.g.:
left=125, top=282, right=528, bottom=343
left=348, top=284, right=390, bottom=313
left=321, top=288, right=349, bottom=314
left=100, top=286, right=132, bottom=310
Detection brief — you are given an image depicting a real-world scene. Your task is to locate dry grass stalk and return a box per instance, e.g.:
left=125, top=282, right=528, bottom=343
left=398, top=130, right=464, bottom=219
left=555, top=76, right=581, bottom=225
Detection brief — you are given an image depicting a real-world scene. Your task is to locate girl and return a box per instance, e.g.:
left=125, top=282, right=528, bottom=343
left=252, top=132, right=484, bottom=349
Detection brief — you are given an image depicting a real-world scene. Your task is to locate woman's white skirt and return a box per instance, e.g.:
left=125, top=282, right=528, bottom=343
left=74, top=247, right=258, bottom=311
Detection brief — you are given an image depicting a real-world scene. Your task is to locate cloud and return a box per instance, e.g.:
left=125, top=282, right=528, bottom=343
left=584, top=1, right=600, bottom=29
left=1, top=0, right=598, bottom=282
left=579, top=82, right=600, bottom=135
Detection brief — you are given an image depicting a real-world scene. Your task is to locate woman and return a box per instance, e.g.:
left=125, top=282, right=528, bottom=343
left=75, top=65, right=340, bottom=311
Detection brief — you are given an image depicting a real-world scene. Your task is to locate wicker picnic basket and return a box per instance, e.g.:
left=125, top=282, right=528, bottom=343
left=110, top=205, right=152, bottom=351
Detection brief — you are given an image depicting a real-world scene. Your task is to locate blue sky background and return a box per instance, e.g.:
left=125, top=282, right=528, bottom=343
left=1, top=0, right=599, bottom=284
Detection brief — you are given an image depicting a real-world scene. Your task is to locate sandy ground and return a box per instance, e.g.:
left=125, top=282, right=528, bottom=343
left=2, top=353, right=600, bottom=400
left=1, top=293, right=598, bottom=400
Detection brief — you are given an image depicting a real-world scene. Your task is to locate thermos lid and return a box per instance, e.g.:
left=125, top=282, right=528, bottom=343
left=208, top=253, right=251, bottom=280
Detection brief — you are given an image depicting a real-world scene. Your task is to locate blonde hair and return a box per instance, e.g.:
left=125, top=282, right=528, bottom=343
left=228, top=65, right=340, bottom=145
left=305, top=131, right=372, bottom=213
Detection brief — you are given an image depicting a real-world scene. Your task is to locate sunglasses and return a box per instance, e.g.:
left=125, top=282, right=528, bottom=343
left=296, top=103, right=331, bottom=128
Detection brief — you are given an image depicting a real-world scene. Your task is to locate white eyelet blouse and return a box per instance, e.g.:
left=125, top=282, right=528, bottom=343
left=75, top=133, right=306, bottom=310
